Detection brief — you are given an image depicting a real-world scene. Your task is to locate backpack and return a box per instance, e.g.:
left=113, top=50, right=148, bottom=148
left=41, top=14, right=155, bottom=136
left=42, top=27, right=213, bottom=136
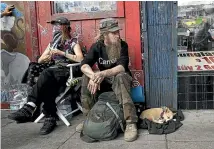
left=80, top=91, right=125, bottom=143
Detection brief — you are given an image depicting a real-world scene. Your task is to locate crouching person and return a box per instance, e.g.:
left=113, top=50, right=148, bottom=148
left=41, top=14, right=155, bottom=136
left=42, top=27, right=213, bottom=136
left=76, top=18, right=138, bottom=142
left=8, top=17, right=84, bottom=135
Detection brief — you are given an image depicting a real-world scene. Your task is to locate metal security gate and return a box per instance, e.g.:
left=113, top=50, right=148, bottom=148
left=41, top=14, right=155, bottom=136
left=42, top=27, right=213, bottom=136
left=178, top=72, right=214, bottom=109
left=177, top=1, right=214, bottom=109
left=142, top=1, right=178, bottom=108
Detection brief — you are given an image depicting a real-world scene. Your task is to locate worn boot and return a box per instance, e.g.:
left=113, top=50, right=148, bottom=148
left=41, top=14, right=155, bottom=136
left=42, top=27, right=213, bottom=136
left=124, top=123, right=138, bottom=142
left=8, top=104, right=36, bottom=123
left=39, top=116, right=57, bottom=135
left=76, top=121, right=84, bottom=133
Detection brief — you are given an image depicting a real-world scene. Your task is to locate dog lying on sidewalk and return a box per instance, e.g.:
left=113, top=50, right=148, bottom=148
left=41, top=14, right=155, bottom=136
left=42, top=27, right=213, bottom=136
left=140, top=107, right=176, bottom=124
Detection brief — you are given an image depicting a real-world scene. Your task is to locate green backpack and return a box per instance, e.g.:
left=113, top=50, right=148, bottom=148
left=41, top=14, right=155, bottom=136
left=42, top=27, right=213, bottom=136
left=80, top=92, right=125, bottom=143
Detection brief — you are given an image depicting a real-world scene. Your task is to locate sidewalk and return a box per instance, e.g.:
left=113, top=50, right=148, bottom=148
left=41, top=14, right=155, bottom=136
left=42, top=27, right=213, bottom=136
left=1, top=110, right=214, bottom=149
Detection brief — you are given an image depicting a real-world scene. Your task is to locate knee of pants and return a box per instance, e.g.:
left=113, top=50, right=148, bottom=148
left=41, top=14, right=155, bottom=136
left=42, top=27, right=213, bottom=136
left=40, top=68, right=54, bottom=78
left=81, top=74, right=90, bottom=86
left=114, top=72, right=132, bottom=84
left=115, top=72, right=126, bottom=78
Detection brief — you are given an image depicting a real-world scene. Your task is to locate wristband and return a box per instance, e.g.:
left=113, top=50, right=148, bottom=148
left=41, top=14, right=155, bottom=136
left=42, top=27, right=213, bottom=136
left=64, top=50, right=69, bottom=57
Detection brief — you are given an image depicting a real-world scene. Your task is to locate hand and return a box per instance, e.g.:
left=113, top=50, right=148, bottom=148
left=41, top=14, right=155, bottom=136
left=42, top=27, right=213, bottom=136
left=43, top=54, right=52, bottom=63
left=51, top=49, right=64, bottom=56
left=87, top=79, right=100, bottom=94
left=92, top=71, right=105, bottom=84
left=2, top=5, right=14, bottom=16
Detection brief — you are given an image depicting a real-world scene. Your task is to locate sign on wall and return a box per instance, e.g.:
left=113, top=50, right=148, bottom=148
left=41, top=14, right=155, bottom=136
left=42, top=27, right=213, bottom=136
left=177, top=1, right=214, bottom=72
left=178, top=51, right=214, bottom=71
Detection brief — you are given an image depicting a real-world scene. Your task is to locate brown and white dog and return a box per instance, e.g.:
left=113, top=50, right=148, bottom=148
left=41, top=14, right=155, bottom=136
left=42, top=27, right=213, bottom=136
left=140, top=107, right=176, bottom=124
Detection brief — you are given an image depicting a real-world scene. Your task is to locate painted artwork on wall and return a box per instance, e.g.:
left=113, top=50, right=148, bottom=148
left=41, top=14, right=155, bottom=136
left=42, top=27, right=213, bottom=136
left=1, top=2, right=30, bottom=104
left=1, top=2, right=26, bottom=54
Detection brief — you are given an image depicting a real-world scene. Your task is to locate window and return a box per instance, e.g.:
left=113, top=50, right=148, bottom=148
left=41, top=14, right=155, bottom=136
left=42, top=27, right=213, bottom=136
left=53, top=1, right=117, bottom=13
left=50, top=1, right=124, bottom=20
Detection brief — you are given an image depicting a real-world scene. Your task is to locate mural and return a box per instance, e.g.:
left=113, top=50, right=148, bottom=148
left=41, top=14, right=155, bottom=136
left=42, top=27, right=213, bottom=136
left=1, top=2, right=26, bottom=54
left=1, top=2, right=30, bottom=105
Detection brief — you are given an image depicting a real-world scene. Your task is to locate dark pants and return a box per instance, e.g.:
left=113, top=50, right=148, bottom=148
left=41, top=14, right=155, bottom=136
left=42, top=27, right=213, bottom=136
left=21, top=61, right=55, bottom=87
left=27, top=66, right=70, bottom=116
left=81, top=72, right=138, bottom=123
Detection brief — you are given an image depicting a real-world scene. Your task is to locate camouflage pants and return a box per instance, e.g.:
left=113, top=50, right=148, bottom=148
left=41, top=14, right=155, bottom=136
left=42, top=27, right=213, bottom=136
left=81, top=72, right=138, bottom=123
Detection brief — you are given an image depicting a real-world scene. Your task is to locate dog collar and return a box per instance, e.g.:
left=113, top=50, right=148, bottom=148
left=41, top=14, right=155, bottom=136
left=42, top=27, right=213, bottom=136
left=160, top=106, right=167, bottom=118
left=160, top=110, right=165, bottom=119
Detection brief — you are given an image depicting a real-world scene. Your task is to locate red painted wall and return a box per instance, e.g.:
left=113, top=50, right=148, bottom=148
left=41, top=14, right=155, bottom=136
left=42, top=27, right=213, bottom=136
left=24, top=2, right=40, bottom=61
left=36, top=1, right=143, bottom=87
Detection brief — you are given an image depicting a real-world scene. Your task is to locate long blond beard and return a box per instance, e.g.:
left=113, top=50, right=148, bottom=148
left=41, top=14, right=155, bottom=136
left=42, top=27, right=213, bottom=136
left=106, top=41, right=121, bottom=60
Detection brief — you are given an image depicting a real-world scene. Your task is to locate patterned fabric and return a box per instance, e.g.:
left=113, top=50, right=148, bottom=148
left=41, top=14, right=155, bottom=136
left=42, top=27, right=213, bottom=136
left=50, top=27, right=78, bottom=64
left=52, top=38, right=78, bottom=64
left=25, top=61, right=55, bottom=87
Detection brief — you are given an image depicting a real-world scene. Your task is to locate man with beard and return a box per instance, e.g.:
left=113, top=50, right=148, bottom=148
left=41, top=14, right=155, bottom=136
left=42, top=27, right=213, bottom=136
left=8, top=17, right=84, bottom=135
left=76, top=18, right=138, bottom=142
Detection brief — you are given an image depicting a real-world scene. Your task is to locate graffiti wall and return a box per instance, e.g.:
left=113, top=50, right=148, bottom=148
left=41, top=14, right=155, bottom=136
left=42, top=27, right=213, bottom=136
left=1, top=2, right=30, bottom=104
left=1, top=2, right=26, bottom=54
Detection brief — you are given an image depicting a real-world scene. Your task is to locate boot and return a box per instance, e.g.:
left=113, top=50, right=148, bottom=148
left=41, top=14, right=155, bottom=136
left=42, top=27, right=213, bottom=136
left=39, top=116, right=57, bottom=135
left=8, top=104, right=36, bottom=123
left=76, top=121, right=84, bottom=133
left=124, top=123, right=138, bottom=142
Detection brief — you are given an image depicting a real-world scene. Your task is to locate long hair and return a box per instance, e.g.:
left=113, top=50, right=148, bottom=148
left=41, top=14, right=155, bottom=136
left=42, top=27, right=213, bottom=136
left=95, top=31, right=107, bottom=42
left=61, top=25, right=71, bottom=44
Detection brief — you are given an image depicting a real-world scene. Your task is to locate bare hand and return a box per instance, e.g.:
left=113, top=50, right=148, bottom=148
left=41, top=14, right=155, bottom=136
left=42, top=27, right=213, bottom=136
left=92, top=71, right=105, bottom=84
left=87, top=79, right=100, bottom=94
left=43, top=54, right=52, bottom=63
left=2, top=5, right=14, bottom=16
left=51, top=49, right=64, bottom=56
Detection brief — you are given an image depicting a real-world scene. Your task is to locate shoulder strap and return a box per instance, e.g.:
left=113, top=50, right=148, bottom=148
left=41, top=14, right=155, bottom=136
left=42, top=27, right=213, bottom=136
left=106, top=102, right=124, bottom=132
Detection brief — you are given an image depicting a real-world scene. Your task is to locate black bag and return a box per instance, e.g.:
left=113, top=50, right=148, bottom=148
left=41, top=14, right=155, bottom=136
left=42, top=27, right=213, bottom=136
left=138, top=109, right=184, bottom=134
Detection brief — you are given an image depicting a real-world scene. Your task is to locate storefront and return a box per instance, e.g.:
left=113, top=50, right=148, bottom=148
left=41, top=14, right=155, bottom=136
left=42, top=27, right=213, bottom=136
left=1, top=1, right=213, bottom=110
left=141, top=1, right=214, bottom=110
left=177, top=1, right=214, bottom=109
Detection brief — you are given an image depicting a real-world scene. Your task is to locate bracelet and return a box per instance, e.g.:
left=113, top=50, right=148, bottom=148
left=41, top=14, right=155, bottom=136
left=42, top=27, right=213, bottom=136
left=64, top=50, right=68, bottom=57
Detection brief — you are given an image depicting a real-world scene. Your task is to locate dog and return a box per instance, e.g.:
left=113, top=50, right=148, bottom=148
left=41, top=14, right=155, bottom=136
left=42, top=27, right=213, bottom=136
left=140, top=107, right=176, bottom=124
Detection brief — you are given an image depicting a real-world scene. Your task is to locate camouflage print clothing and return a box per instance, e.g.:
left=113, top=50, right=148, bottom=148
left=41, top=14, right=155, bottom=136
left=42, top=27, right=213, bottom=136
left=81, top=72, right=138, bottom=123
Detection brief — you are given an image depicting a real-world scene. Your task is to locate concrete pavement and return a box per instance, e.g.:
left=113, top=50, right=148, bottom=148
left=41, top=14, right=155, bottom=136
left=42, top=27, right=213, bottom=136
left=1, top=110, right=214, bottom=149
